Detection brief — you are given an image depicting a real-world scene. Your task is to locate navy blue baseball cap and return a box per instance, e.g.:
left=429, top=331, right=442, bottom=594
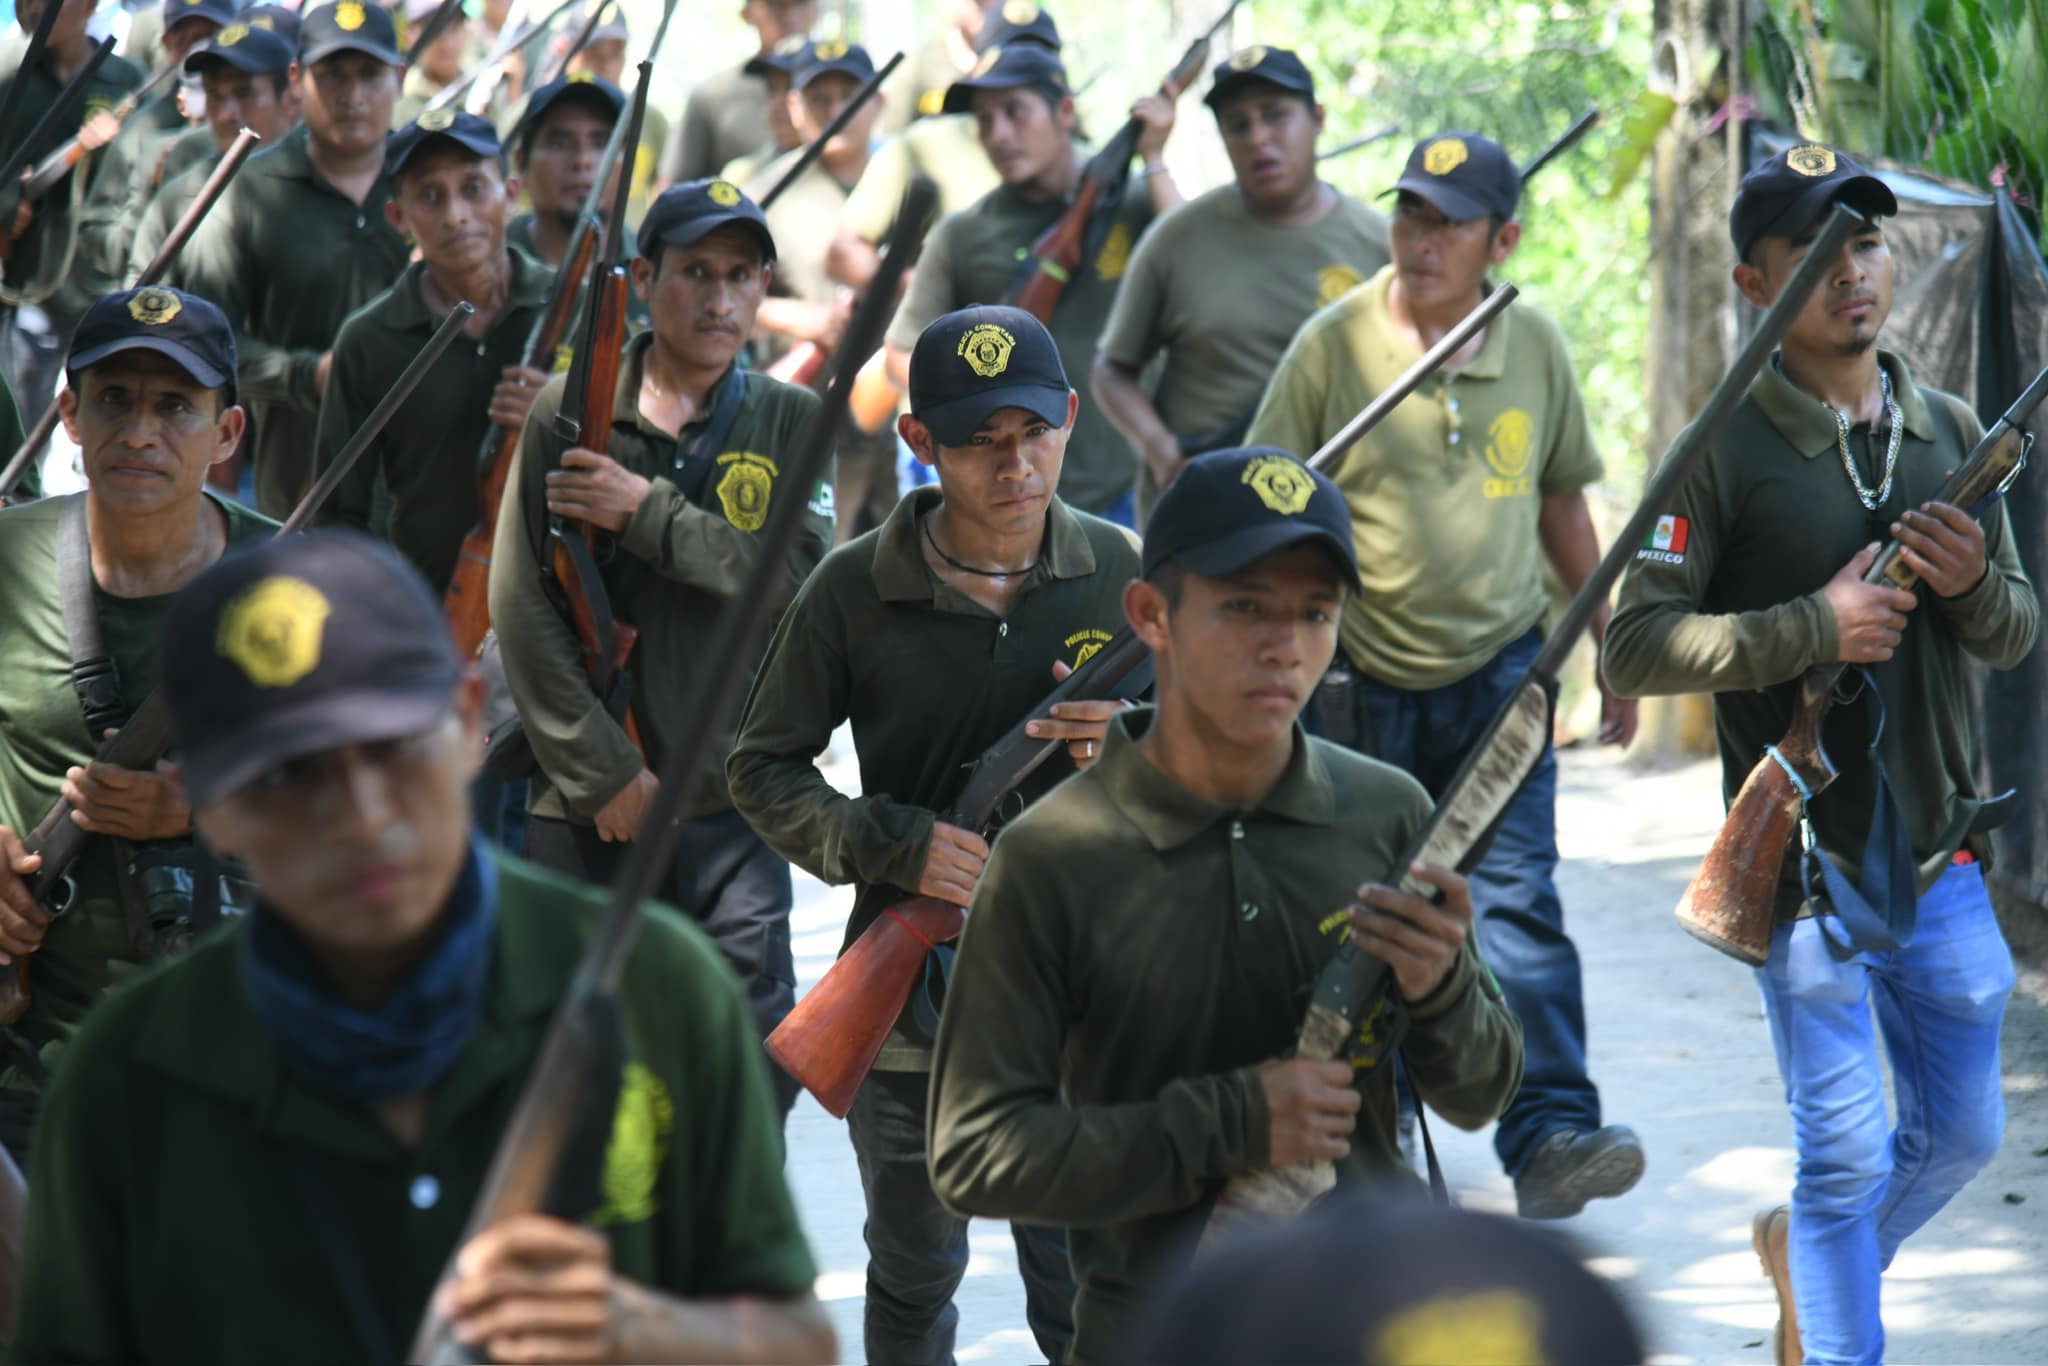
left=1141, top=446, right=1360, bottom=590
left=976, top=0, right=1060, bottom=54
left=165, top=0, right=237, bottom=32
left=235, top=4, right=303, bottom=45
left=942, top=42, right=1068, bottom=113
left=795, top=38, right=874, bottom=91
left=183, top=19, right=295, bottom=78
left=1389, top=131, right=1520, bottom=222
left=908, top=305, right=1071, bottom=446
left=298, top=0, right=402, bottom=68
left=1732, top=143, right=1896, bottom=261
left=1204, top=44, right=1314, bottom=110
left=637, top=178, right=777, bottom=263
left=163, top=532, right=465, bottom=806
left=745, top=32, right=812, bottom=79
left=67, top=286, right=238, bottom=402
left=513, top=73, right=625, bottom=156
left=386, top=108, right=503, bottom=178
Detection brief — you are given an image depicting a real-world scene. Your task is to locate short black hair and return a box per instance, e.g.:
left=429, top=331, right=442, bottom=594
left=1146, top=557, right=1187, bottom=609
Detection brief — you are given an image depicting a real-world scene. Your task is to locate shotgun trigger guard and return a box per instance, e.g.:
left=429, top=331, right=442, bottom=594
left=43, top=872, right=77, bottom=917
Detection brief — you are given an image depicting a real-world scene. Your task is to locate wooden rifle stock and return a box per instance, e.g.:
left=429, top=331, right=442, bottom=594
left=767, top=630, right=1155, bottom=1116
left=0, top=302, right=474, bottom=1028
left=21, top=61, right=181, bottom=202
left=444, top=216, right=601, bottom=657
left=1676, top=373, right=2044, bottom=963
left=0, top=36, right=114, bottom=194
left=766, top=341, right=828, bottom=387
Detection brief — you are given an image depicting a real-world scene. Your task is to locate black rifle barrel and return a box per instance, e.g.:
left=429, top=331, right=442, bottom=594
left=0, top=0, right=65, bottom=160
left=405, top=0, right=470, bottom=67
left=537, top=0, right=613, bottom=89
left=1315, top=122, right=1401, bottom=164
left=1519, top=108, right=1600, bottom=184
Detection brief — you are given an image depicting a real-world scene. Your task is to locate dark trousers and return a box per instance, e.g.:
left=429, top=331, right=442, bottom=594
left=846, top=1068, right=1074, bottom=1365
left=1322, top=627, right=1602, bottom=1177
left=523, top=809, right=799, bottom=1118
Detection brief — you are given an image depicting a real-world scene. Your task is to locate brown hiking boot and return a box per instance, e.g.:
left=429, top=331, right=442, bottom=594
left=1753, top=1205, right=1802, bottom=1366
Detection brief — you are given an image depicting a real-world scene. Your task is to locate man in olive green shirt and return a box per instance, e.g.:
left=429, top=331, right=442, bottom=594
left=0, top=287, right=268, bottom=1167
left=181, top=0, right=411, bottom=517
left=1094, top=46, right=1389, bottom=514
left=1604, top=145, right=2037, bottom=1366
left=489, top=179, right=832, bottom=1119
left=314, top=110, right=550, bottom=594
left=731, top=305, right=1139, bottom=1365
left=659, top=0, right=817, bottom=186
left=1247, top=131, right=1641, bottom=1220
left=883, top=41, right=1179, bottom=525
left=929, top=447, right=1523, bottom=1364
left=14, top=531, right=833, bottom=1365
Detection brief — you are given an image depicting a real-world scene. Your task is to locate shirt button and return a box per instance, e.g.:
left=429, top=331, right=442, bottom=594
left=998, top=622, right=1009, bottom=637
left=409, top=1174, right=440, bottom=1210
left=1448, top=431, right=1462, bottom=445
left=1230, top=820, right=1245, bottom=840
left=355, top=212, right=365, bottom=230
left=1240, top=901, right=1260, bottom=922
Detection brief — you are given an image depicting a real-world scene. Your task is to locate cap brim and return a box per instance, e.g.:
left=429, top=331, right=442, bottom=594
left=942, top=70, right=1053, bottom=114
left=1385, top=174, right=1492, bottom=223
left=1203, top=71, right=1312, bottom=111
left=184, top=44, right=288, bottom=76
left=68, top=335, right=231, bottom=392
left=179, top=679, right=457, bottom=806
left=917, top=384, right=1071, bottom=447
left=1171, top=521, right=1362, bottom=592
left=516, top=84, right=623, bottom=144
left=300, top=36, right=403, bottom=67
left=390, top=128, right=503, bottom=174
left=1754, top=174, right=1898, bottom=252
left=796, top=61, right=875, bottom=90
left=640, top=211, right=776, bottom=263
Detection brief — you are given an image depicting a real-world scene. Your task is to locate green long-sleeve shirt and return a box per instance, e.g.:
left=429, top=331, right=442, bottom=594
left=1605, top=352, right=2038, bottom=915
left=180, top=126, right=409, bottom=518
left=928, top=712, right=1524, bottom=1363
left=489, top=332, right=833, bottom=823
left=79, top=90, right=188, bottom=286
left=123, top=124, right=219, bottom=283
left=727, top=486, right=1140, bottom=1065
left=314, top=252, right=552, bottom=593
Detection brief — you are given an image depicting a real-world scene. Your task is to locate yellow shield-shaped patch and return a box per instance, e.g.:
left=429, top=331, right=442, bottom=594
left=217, top=577, right=331, bottom=688
left=1423, top=137, right=1468, bottom=176
left=334, top=1, right=366, bottom=31
left=1242, top=453, right=1313, bottom=515
left=1787, top=144, right=1837, bottom=178
left=716, top=453, right=776, bottom=531
left=128, top=287, right=182, bottom=326
left=1484, top=408, right=1534, bottom=479
left=957, top=324, right=1015, bottom=378
left=590, top=1063, right=675, bottom=1227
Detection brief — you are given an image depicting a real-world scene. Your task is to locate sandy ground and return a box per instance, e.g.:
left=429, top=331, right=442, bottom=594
left=781, top=742, right=2048, bottom=1366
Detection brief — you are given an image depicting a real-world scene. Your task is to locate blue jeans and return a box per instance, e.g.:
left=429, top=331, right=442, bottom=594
left=1756, top=861, right=2012, bottom=1365
left=1346, top=627, right=1600, bottom=1176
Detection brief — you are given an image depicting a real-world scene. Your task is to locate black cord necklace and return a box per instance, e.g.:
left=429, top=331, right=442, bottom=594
left=923, top=513, right=1038, bottom=579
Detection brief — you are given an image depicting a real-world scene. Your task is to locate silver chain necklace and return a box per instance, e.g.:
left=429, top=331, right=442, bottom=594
left=1827, top=368, right=1903, bottom=511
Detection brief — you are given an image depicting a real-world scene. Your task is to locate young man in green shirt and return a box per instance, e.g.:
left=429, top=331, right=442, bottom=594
left=180, top=0, right=411, bottom=518
left=1093, top=45, right=1390, bottom=512
left=489, top=178, right=832, bottom=1120
left=928, top=447, right=1524, bottom=1364
left=0, top=286, right=268, bottom=1166
left=13, top=530, right=834, bottom=1365
left=882, top=40, right=1180, bottom=526
left=1605, top=145, right=2038, bottom=1366
left=731, top=304, right=1137, bottom=1364
left=1247, top=131, right=1643, bottom=1220
left=314, top=110, right=550, bottom=594
left=507, top=74, right=624, bottom=271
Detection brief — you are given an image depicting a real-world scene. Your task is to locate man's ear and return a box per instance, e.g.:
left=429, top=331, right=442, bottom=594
left=56, top=386, right=81, bottom=445
left=898, top=413, right=937, bottom=468
left=383, top=196, right=409, bottom=236
left=629, top=253, right=655, bottom=301
left=1125, top=577, right=1172, bottom=653
left=212, top=404, right=248, bottom=466
left=1488, top=219, right=1521, bottom=264
left=1057, top=94, right=1077, bottom=133
left=1063, top=388, right=1079, bottom=430
left=1732, top=258, right=1771, bottom=309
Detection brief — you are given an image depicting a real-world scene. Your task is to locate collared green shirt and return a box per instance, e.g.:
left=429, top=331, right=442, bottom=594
left=0, top=493, right=275, bottom=1082
left=80, top=91, right=190, bottom=285
left=181, top=125, right=410, bottom=518
left=1247, top=266, right=1604, bottom=689
left=1605, top=351, right=2038, bottom=914
left=489, top=332, right=833, bottom=823
left=313, top=251, right=553, bottom=593
left=663, top=63, right=773, bottom=186
left=928, top=711, right=1524, bottom=1364
left=123, top=125, right=221, bottom=282
left=11, top=850, right=817, bottom=1364
left=884, top=168, right=1155, bottom=516
left=728, top=486, right=1140, bottom=1066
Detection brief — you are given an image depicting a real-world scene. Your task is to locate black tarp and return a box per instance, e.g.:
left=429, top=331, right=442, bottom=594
left=1751, top=126, right=2048, bottom=912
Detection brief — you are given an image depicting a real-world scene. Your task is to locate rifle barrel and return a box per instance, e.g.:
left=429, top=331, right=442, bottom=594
left=0, top=0, right=64, bottom=159
left=1519, top=108, right=1600, bottom=184
left=1315, top=123, right=1401, bottom=164
left=405, top=0, right=470, bottom=67
left=0, top=36, right=115, bottom=191
left=538, top=0, right=612, bottom=89
left=759, top=50, right=905, bottom=211
left=428, top=0, right=581, bottom=114
left=24, top=48, right=180, bottom=198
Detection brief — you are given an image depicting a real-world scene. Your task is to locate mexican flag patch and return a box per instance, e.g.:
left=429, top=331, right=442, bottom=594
left=1637, top=514, right=1689, bottom=564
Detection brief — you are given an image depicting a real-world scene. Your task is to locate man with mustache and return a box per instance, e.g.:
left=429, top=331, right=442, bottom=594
left=1248, top=130, right=1643, bottom=1221
left=927, top=447, right=1523, bottom=1364
left=312, top=110, right=549, bottom=596
left=1605, top=145, right=2038, bottom=1366
left=490, top=178, right=834, bottom=1122
left=11, top=530, right=837, bottom=1365
left=0, top=286, right=268, bottom=1168
left=180, top=0, right=410, bottom=518
left=1093, top=45, right=1389, bottom=519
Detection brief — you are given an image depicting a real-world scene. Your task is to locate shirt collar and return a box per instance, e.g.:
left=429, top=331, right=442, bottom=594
left=383, top=249, right=553, bottom=331
left=1750, top=349, right=1936, bottom=457
left=1090, top=709, right=1336, bottom=853
left=611, top=335, right=748, bottom=439
left=1356, top=265, right=1515, bottom=381
left=870, top=484, right=1102, bottom=604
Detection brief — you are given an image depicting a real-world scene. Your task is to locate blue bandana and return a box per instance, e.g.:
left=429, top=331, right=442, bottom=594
left=240, top=841, right=498, bottom=1104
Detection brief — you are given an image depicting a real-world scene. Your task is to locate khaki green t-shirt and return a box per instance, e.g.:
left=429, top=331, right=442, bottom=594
left=12, top=850, right=818, bottom=1364
left=885, top=176, right=1155, bottom=515
left=1099, top=183, right=1390, bottom=440
left=1247, top=267, right=1603, bottom=689
left=839, top=114, right=995, bottom=246
left=0, top=492, right=275, bottom=1081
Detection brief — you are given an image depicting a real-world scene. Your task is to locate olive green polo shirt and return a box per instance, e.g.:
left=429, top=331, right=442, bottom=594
left=123, top=125, right=220, bottom=281
left=727, top=485, right=1141, bottom=1066
left=313, top=251, right=553, bottom=593
left=1605, top=352, right=2039, bottom=917
left=11, top=850, right=817, bottom=1364
left=489, top=332, right=833, bottom=824
left=80, top=90, right=190, bottom=286
left=181, top=125, right=411, bottom=519
left=0, top=493, right=275, bottom=1084
left=663, top=63, right=773, bottom=186
left=1247, top=266, right=1604, bottom=690
left=885, top=174, right=1156, bottom=515
left=928, top=711, right=1524, bottom=1364
left=840, top=114, right=996, bottom=245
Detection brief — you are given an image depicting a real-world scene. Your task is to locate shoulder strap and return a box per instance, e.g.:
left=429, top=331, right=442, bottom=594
left=56, top=495, right=128, bottom=738
left=669, top=364, right=749, bottom=505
